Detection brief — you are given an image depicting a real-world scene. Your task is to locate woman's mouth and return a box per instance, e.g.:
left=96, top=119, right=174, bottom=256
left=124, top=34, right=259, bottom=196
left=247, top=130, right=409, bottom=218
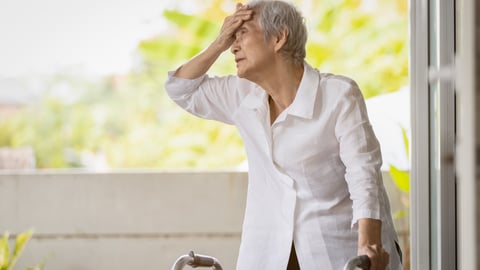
left=235, top=58, right=245, bottom=64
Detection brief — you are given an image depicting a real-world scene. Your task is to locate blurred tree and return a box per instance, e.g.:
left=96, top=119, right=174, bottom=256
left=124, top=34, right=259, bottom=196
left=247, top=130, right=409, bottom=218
left=0, top=0, right=407, bottom=169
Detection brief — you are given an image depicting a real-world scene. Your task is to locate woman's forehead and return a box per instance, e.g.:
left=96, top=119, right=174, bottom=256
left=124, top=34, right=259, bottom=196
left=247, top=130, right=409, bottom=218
left=242, top=16, right=262, bottom=31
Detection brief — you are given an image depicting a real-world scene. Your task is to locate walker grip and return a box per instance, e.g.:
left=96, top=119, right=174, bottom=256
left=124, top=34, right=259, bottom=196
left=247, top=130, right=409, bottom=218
left=189, top=251, right=216, bottom=267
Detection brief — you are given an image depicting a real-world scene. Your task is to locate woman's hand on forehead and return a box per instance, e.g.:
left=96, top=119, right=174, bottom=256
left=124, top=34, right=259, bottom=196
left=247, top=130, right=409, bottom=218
left=214, top=3, right=254, bottom=52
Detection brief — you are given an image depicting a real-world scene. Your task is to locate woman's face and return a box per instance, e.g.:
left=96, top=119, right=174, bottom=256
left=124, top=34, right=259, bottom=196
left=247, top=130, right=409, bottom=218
left=230, top=17, right=276, bottom=80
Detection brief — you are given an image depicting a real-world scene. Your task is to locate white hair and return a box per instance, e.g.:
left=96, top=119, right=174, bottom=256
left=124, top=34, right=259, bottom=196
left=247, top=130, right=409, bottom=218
left=247, top=0, right=307, bottom=66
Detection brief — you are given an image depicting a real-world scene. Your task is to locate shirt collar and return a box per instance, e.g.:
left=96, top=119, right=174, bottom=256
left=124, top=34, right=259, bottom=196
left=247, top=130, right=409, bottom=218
left=285, top=62, right=319, bottom=119
left=238, top=62, right=319, bottom=118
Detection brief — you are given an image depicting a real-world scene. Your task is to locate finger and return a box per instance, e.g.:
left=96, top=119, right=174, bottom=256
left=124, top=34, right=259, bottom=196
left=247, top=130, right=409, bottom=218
left=223, top=22, right=242, bottom=36
left=220, top=18, right=244, bottom=40
left=233, top=8, right=253, bottom=17
left=381, top=249, right=390, bottom=269
left=223, top=12, right=252, bottom=32
left=369, top=257, right=376, bottom=270
left=232, top=12, right=253, bottom=24
left=228, top=14, right=249, bottom=27
left=360, top=245, right=379, bottom=270
left=369, top=248, right=389, bottom=270
left=225, top=12, right=249, bottom=25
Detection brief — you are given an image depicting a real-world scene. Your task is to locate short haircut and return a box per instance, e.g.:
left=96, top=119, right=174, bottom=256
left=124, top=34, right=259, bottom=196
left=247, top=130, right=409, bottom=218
left=247, top=0, right=307, bottom=66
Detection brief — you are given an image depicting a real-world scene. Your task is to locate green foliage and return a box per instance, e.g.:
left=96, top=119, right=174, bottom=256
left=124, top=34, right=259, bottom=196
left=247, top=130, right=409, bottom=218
left=393, top=209, right=408, bottom=220
left=389, top=165, right=410, bottom=193
left=389, top=126, right=410, bottom=193
left=0, top=0, right=408, bottom=169
left=303, top=0, right=408, bottom=98
left=388, top=124, right=410, bottom=266
left=163, top=10, right=218, bottom=44
left=0, top=230, right=45, bottom=270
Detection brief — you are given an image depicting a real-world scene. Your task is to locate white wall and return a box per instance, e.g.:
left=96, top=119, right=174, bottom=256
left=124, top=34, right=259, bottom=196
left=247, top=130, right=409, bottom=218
left=0, top=171, right=247, bottom=270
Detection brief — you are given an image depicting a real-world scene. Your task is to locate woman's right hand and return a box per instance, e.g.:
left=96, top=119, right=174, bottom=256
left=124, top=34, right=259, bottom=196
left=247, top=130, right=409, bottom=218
left=214, top=3, right=254, bottom=52
left=172, top=3, right=253, bottom=79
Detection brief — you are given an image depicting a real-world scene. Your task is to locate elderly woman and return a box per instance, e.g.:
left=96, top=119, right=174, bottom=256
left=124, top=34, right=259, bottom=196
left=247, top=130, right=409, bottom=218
left=165, top=1, right=402, bottom=269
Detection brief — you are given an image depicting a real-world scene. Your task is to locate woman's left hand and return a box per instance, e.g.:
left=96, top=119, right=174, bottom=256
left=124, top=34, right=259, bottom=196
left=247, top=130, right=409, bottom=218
left=358, top=244, right=389, bottom=270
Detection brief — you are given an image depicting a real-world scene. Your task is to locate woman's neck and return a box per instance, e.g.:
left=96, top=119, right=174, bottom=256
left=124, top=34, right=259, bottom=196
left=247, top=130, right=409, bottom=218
left=254, top=62, right=304, bottom=123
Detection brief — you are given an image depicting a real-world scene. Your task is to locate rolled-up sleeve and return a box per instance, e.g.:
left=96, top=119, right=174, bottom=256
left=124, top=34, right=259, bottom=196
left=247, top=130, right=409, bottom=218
left=165, top=71, right=208, bottom=100
left=333, top=79, right=383, bottom=227
left=165, top=71, right=245, bottom=124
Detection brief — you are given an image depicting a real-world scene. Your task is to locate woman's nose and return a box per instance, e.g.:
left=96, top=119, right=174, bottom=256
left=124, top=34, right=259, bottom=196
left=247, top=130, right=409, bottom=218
left=230, top=44, right=239, bottom=54
left=230, top=38, right=240, bottom=54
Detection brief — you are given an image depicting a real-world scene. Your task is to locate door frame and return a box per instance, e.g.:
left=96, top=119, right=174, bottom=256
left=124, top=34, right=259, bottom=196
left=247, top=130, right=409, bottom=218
left=410, top=0, right=458, bottom=269
left=409, top=0, right=431, bottom=269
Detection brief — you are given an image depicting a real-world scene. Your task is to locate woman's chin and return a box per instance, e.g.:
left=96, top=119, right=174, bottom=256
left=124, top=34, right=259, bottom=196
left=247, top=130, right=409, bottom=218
left=236, top=69, right=246, bottom=78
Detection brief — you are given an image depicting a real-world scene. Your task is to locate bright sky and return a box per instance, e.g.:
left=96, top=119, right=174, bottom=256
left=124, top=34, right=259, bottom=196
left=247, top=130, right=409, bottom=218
left=0, top=0, right=199, bottom=77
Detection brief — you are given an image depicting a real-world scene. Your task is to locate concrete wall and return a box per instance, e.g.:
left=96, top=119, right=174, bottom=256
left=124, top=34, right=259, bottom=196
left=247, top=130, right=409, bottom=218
left=0, top=171, right=405, bottom=270
left=0, top=171, right=247, bottom=270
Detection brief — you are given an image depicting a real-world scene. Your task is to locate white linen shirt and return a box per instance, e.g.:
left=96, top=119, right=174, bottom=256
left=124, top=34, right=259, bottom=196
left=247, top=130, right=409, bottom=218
left=165, top=63, right=402, bottom=270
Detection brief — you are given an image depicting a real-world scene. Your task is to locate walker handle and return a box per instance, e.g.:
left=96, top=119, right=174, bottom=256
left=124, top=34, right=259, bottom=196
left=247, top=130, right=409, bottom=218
left=189, top=251, right=223, bottom=270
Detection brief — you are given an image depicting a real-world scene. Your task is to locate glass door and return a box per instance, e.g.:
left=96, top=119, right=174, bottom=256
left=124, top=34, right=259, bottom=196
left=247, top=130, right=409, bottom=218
left=410, top=0, right=457, bottom=269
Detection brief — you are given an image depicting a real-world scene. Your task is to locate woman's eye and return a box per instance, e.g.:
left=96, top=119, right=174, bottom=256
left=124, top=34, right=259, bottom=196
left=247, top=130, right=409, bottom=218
left=237, top=29, right=247, bottom=36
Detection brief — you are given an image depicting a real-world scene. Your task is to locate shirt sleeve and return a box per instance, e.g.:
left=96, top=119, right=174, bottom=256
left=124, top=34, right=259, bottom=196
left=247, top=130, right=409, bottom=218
left=332, top=77, right=383, bottom=227
left=164, top=71, right=246, bottom=125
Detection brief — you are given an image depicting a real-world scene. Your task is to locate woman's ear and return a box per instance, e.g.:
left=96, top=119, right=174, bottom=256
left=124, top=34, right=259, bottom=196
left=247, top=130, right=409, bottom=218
left=273, top=28, right=288, bottom=52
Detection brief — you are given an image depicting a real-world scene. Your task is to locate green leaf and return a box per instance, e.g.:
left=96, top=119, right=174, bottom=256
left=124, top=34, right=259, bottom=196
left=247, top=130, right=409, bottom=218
left=0, top=232, right=10, bottom=270
left=401, top=127, right=410, bottom=158
left=6, top=229, right=34, bottom=270
left=163, top=10, right=218, bottom=41
left=393, top=210, right=407, bottom=220
left=389, top=165, right=410, bottom=193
